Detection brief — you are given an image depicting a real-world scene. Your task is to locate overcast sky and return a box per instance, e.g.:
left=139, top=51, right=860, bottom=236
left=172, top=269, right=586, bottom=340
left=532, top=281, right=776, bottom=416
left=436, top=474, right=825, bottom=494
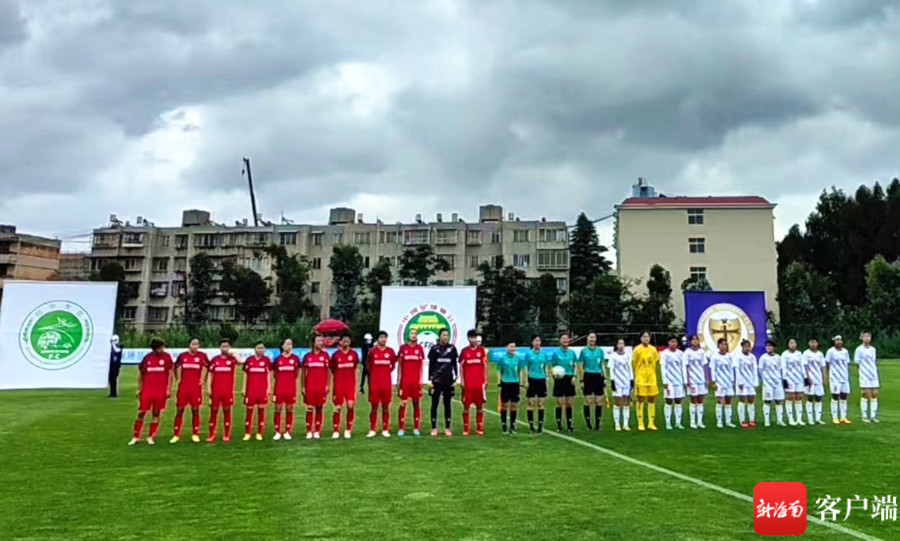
left=1, top=0, right=899, bottom=255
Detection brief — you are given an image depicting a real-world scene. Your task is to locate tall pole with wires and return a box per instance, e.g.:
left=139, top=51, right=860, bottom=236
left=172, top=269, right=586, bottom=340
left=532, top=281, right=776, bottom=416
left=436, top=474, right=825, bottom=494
left=243, top=157, right=259, bottom=227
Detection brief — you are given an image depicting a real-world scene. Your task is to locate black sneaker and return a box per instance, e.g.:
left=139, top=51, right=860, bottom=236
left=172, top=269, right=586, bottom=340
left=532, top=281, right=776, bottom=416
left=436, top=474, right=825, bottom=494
left=567, top=427, right=574, bottom=434
left=502, top=426, right=509, bottom=434
left=529, top=427, right=536, bottom=435
left=585, top=423, right=593, bottom=431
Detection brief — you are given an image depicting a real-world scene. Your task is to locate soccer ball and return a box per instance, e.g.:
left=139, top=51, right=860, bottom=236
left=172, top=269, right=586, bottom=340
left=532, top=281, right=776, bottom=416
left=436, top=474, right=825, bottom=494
left=551, top=366, right=566, bottom=379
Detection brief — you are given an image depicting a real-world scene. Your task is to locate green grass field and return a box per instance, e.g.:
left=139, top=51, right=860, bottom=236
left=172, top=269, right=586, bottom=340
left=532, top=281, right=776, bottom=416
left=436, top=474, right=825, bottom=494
left=1, top=363, right=897, bottom=541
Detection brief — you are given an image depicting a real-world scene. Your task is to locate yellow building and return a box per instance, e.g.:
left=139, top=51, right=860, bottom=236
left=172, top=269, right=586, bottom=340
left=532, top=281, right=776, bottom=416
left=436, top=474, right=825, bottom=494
left=614, top=192, right=778, bottom=322
left=0, top=225, right=62, bottom=302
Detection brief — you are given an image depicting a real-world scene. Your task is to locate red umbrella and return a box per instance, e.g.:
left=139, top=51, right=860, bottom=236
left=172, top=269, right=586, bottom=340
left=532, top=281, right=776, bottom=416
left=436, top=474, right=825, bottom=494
left=314, top=319, right=350, bottom=335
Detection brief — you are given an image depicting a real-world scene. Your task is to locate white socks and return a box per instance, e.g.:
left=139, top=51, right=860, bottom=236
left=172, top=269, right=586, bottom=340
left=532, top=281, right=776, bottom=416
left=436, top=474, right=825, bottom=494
left=839, top=399, right=848, bottom=419
left=806, top=401, right=814, bottom=422
left=676, top=403, right=683, bottom=426
left=786, top=402, right=796, bottom=423
left=776, top=404, right=785, bottom=424
left=716, top=403, right=723, bottom=425
left=831, top=400, right=839, bottom=421
left=794, top=402, right=804, bottom=423
left=861, top=399, right=869, bottom=420
left=664, top=404, right=673, bottom=427
left=872, top=398, right=879, bottom=419
left=861, top=398, right=879, bottom=420
left=764, top=404, right=771, bottom=426
left=748, top=404, right=756, bottom=423
left=815, top=401, right=823, bottom=422
left=613, top=406, right=621, bottom=428
left=738, top=402, right=746, bottom=423
left=725, top=406, right=733, bottom=425
left=623, top=406, right=631, bottom=426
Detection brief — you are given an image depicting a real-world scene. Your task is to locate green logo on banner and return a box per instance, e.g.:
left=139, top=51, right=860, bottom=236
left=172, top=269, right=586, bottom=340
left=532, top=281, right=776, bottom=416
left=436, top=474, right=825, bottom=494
left=20, top=301, right=93, bottom=370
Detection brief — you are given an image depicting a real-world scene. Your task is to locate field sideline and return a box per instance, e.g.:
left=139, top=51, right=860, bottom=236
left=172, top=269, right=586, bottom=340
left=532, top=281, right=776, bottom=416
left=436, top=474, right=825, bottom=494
left=1, top=364, right=897, bottom=540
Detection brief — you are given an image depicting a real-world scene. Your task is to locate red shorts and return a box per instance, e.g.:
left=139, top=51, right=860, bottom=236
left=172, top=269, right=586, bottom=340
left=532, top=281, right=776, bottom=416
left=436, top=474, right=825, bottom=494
left=304, top=389, right=327, bottom=407
left=332, top=383, right=356, bottom=406
left=139, top=393, right=167, bottom=413
left=369, top=387, right=392, bottom=406
left=462, top=386, right=486, bottom=407
left=176, top=388, right=202, bottom=408
left=399, top=383, right=422, bottom=400
left=244, top=393, right=268, bottom=407
left=274, top=393, right=297, bottom=406
left=210, top=394, right=234, bottom=408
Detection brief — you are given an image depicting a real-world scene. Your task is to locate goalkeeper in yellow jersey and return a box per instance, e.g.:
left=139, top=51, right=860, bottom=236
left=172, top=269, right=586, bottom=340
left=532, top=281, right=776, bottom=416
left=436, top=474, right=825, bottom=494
left=631, top=332, right=660, bottom=431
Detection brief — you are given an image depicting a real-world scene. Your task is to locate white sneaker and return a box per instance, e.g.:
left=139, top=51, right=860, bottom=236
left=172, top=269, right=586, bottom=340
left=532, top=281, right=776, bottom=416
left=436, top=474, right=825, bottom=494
left=797, top=420, right=806, bottom=426
left=817, top=419, right=826, bottom=426
left=332, top=432, right=340, bottom=439
left=862, top=418, right=871, bottom=424
left=665, top=424, right=672, bottom=430
left=675, top=424, right=685, bottom=430
left=413, top=429, right=421, bottom=436
left=127, top=438, right=139, bottom=446
left=313, top=432, right=321, bottom=440
left=306, top=432, right=313, bottom=440
left=872, top=418, right=880, bottom=424
left=344, top=430, right=352, bottom=439
left=381, top=430, right=391, bottom=438
left=777, top=421, right=787, bottom=427
left=147, top=437, right=156, bottom=445
left=717, top=422, right=724, bottom=428
left=366, top=430, right=377, bottom=438
left=726, top=422, right=737, bottom=428
left=397, top=429, right=406, bottom=437
left=697, top=422, right=706, bottom=429
left=764, top=421, right=771, bottom=427
left=283, top=432, right=293, bottom=441
left=788, top=419, right=797, bottom=427
left=273, top=433, right=282, bottom=441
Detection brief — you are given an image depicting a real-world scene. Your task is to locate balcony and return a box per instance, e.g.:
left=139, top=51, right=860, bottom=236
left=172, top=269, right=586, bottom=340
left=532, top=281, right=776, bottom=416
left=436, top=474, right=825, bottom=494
left=0, top=254, right=16, bottom=265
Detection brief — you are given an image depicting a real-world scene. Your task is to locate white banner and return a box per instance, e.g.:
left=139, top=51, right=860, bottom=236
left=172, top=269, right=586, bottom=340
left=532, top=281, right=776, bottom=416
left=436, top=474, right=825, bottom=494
left=0, top=281, right=117, bottom=390
left=379, top=286, right=477, bottom=383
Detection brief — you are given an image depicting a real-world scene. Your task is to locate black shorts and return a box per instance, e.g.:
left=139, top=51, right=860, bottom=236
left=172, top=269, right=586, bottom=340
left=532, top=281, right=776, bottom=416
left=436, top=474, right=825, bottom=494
left=500, top=382, right=521, bottom=403
left=553, top=376, right=576, bottom=398
left=583, top=372, right=605, bottom=396
left=526, top=378, right=547, bottom=398
left=430, top=381, right=455, bottom=399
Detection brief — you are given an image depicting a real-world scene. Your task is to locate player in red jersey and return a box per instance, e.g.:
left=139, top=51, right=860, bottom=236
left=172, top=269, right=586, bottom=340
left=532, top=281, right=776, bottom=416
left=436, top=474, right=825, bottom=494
left=242, top=341, right=271, bottom=441
left=459, top=329, right=488, bottom=436
left=206, top=339, right=239, bottom=443
left=366, top=330, right=398, bottom=438
left=397, top=329, right=425, bottom=437
left=170, top=338, right=209, bottom=443
left=272, top=338, right=301, bottom=441
left=129, top=338, right=174, bottom=446
left=330, top=332, right=360, bottom=439
left=302, top=334, right=331, bottom=440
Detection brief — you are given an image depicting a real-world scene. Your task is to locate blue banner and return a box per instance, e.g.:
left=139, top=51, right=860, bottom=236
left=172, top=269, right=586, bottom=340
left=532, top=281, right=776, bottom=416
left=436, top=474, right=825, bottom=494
left=684, top=291, right=768, bottom=357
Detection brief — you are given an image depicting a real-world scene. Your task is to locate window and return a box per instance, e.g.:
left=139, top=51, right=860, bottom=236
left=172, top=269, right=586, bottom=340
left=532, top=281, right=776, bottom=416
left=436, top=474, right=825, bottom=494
left=311, top=281, right=321, bottom=294
left=220, top=233, right=241, bottom=248
left=195, top=234, right=217, bottom=248
left=152, top=257, right=168, bottom=272
left=332, top=232, right=345, bottom=244
left=513, top=229, right=530, bottom=243
left=689, top=237, right=706, bottom=254
left=539, top=228, right=567, bottom=243
left=364, top=256, right=370, bottom=268
left=436, top=254, right=455, bottom=270
left=148, top=307, right=169, bottom=323
left=537, top=250, right=568, bottom=270
left=157, top=235, right=170, bottom=248
left=122, top=306, right=137, bottom=319
left=491, top=232, right=502, bottom=244
left=468, top=255, right=480, bottom=269
left=353, top=232, right=371, bottom=245
left=92, top=233, right=118, bottom=249
left=466, top=230, right=482, bottom=245
left=434, top=280, right=453, bottom=287
left=0, top=242, right=9, bottom=254
left=123, top=282, right=140, bottom=298
left=435, top=229, right=459, bottom=245
left=174, top=258, right=187, bottom=272
left=380, top=230, right=400, bottom=244
left=123, top=258, right=140, bottom=271
left=122, top=232, right=144, bottom=246
left=171, top=281, right=186, bottom=297
left=492, top=255, right=504, bottom=268
left=247, top=233, right=269, bottom=247
left=175, top=235, right=188, bottom=249
left=149, top=282, right=168, bottom=297
left=404, top=229, right=429, bottom=245
left=690, top=266, right=707, bottom=281
left=513, top=254, right=530, bottom=268
left=556, top=278, right=568, bottom=295
left=688, top=209, right=704, bottom=225
left=279, top=232, right=297, bottom=245
left=311, top=232, right=324, bottom=246
left=311, top=257, right=322, bottom=270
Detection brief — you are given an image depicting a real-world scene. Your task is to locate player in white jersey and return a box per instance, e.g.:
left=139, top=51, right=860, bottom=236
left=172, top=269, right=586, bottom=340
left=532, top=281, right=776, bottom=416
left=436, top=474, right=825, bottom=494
left=825, top=335, right=852, bottom=424
left=684, top=335, right=709, bottom=429
left=759, top=340, right=786, bottom=427
left=781, top=339, right=807, bottom=426
left=733, top=339, right=759, bottom=429
left=803, top=338, right=826, bottom=425
left=709, top=338, right=737, bottom=428
left=606, top=338, right=634, bottom=432
left=854, top=331, right=879, bottom=423
left=660, top=337, right=688, bottom=430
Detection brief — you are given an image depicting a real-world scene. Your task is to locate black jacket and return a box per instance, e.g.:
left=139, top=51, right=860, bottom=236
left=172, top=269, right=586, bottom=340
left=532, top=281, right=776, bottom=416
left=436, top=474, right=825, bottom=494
left=428, top=344, right=458, bottom=385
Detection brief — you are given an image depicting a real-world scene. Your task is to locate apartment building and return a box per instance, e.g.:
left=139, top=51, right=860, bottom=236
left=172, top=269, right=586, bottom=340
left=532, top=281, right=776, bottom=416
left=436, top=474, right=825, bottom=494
left=90, top=206, right=570, bottom=330
left=614, top=180, right=778, bottom=321
left=0, top=225, right=61, bottom=302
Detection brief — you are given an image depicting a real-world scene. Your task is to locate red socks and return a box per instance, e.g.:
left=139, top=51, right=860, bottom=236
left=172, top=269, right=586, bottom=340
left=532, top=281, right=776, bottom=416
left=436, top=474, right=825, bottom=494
left=191, top=410, right=200, bottom=436
left=347, top=407, right=355, bottom=431
left=398, top=404, right=407, bottom=431
left=173, top=409, right=184, bottom=437
left=413, top=400, right=421, bottom=431
left=315, top=408, right=324, bottom=433
left=257, top=409, right=265, bottom=436
left=333, top=411, right=341, bottom=432
left=381, top=406, right=390, bottom=432
left=462, top=410, right=470, bottom=433
left=149, top=419, right=159, bottom=439
left=245, top=407, right=254, bottom=436
left=274, top=411, right=282, bottom=434
left=223, top=408, right=232, bottom=438
left=286, top=411, right=294, bottom=433
left=476, top=410, right=484, bottom=432
left=208, top=408, right=218, bottom=438
left=306, top=411, right=313, bottom=433
left=369, top=409, right=377, bottom=431
left=133, top=416, right=144, bottom=439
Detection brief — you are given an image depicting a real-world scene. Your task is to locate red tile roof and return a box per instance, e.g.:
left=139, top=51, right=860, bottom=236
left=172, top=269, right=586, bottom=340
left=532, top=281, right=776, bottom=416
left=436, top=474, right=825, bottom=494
left=617, top=196, right=773, bottom=209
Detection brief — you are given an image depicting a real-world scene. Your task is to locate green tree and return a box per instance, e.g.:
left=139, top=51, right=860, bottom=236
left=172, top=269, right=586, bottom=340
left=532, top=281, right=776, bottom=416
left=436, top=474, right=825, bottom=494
left=569, top=212, right=611, bottom=287
left=564, top=273, right=636, bottom=339
left=398, top=245, right=450, bottom=286
left=220, top=260, right=272, bottom=325
left=865, top=255, right=900, bottom=324
left=266, top=245, right=315, bottom=321
left=474, top=258, right=532, bottom=345
left=529, top=273, right=559, bottom=336
left=329, top=244, right=364, bottom=322
left=632, top=264, right=676, bottom=340
left=776, top=261, right=838, bottom=326
left=362, top=258, right=393, bottom=314
left=91, top=261, right=134, bottom=325
left=185, top=252, right=214, bottom=331
left=680, top=275, right=713, bottom=292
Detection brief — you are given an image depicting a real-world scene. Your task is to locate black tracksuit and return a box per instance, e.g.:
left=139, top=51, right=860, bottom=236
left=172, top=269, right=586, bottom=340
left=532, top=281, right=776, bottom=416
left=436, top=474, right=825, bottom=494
left=108, top=347, right=122, bottom=398
left=428, top=343, right=459, bottom=430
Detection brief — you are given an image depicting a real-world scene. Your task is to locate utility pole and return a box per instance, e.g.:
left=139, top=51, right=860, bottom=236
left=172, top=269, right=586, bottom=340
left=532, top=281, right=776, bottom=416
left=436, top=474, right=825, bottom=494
left=243, top=157, right=259, bottom=227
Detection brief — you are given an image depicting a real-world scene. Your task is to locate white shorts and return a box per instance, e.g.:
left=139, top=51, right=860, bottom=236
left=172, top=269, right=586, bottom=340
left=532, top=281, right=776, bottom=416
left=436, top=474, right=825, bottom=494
left=806, top=383, right=824, bottom=397
left=859, top=377, right=879, bottom=389
left=830, top=381, right=850, bottom=395
left=664, top=385, right=685, bottom=400
left=612, top=381, right=631, bottom=398
left=737, top=385, right=757, bottom=398
left=714, top=384, right=735, bottom=398
left=763, top=384, right=785, bottom=402
left=785, top=381, right=804, bottom=394
left=688, top=383, right=708, bottom=396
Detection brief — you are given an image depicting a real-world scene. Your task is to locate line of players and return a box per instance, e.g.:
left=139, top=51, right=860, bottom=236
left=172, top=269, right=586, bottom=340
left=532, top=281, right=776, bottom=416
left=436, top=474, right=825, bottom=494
left=128, top=328, right=491, bottom=445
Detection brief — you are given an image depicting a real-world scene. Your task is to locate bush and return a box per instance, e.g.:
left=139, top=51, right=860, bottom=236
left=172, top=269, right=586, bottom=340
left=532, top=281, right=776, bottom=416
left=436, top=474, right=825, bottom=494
left=119, top=319, right=317, bottom=349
